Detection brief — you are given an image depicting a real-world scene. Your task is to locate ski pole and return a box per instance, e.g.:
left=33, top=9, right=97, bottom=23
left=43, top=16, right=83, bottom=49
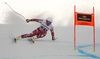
left=5, top=2, right=26, bottom=20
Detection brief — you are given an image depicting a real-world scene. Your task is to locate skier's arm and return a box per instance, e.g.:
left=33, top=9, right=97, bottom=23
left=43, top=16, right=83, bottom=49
left=26, top=19, right=43, bottom=23
left=50, top=28, right=54, bottom=36
left=31, top=19, right=43, bottom=23
left=50, top=28, right=56, bottom=40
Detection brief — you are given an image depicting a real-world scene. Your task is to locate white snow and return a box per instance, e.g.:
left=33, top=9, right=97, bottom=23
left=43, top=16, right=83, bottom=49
left=0, top=22, right=100, bottom=59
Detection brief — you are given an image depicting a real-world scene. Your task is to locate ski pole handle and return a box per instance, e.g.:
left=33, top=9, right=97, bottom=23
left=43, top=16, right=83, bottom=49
left=26, top=19, right=30, bottom=23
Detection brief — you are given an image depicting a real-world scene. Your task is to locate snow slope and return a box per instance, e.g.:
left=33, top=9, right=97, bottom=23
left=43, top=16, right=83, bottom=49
left=0, top=24, right=100, bottom=59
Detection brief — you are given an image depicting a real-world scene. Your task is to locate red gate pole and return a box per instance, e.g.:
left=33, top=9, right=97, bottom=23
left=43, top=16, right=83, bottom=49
left=74, top=5, right=76, bottom=51
left=93, top=7, right=95, bottom=52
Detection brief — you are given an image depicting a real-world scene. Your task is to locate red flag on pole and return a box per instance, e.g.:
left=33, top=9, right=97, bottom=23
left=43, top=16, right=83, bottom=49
left=74, top=5, right=95, bottom=52
left=75, top=12, right=94, bottom=26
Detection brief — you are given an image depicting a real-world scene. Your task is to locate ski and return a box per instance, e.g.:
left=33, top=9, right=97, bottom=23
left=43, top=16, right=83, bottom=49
left=14, top=38, right=17, bottom=43
left=28, top=39, right=35, bottom=43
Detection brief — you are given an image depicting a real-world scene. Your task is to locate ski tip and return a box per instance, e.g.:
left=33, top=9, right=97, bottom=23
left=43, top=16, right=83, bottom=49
left=33, top=41, right=35, bottom=43
left=28, top=39, right=35, bottom=43
left=31, top=39, right=35, bottom=43
left=14, top=38, right=16, bottom=43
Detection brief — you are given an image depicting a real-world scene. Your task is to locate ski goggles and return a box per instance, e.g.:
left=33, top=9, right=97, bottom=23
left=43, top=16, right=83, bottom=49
left=46, top=21, right=51, bottom=24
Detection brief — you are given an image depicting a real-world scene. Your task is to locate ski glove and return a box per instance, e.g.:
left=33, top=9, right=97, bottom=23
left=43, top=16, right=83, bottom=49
left=26, top=19, right=30, bottom=23
left=52, top=36, right=56, bottom=40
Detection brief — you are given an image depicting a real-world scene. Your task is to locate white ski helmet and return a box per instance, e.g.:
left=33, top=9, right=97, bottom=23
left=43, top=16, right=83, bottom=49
left=46, top=17, right=53, bottom=23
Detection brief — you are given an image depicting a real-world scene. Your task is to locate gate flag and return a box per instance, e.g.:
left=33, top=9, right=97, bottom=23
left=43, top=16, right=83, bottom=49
left=75, top=12, right=94, bottom=26
left=74, top=5, right=95, bottom=52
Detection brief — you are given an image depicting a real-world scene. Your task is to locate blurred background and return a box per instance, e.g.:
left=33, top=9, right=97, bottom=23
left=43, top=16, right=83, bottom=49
left=0, top=0, right=100, bottom=27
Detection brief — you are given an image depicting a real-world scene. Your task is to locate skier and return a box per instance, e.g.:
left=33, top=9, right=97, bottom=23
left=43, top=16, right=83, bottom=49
left=14, top=17, right=56, bottom=43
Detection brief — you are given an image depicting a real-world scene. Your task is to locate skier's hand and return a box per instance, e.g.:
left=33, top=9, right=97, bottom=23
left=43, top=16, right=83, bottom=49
left=52, top=36, right=56, bottom=40
left=26, top=19, right=30, bottom=23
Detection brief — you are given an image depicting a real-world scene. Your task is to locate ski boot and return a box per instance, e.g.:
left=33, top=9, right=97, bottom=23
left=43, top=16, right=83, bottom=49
left=29, top=36, right=37, bottom=43
left=14, top=36, right=22, bottom=43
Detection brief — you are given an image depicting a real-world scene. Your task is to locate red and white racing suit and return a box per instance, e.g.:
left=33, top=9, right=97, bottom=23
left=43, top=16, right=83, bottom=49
left=21, top=19, right=54, bottom=38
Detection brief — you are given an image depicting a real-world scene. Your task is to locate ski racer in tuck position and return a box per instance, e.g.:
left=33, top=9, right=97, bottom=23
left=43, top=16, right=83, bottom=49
left=14, top=17, right=56, bottom=43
